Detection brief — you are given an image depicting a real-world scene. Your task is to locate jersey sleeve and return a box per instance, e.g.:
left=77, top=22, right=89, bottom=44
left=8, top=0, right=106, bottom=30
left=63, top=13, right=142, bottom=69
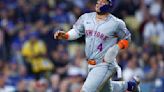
left=72, top=14, right=86, bottom=37
left=116, top=19, right=131, bottom=41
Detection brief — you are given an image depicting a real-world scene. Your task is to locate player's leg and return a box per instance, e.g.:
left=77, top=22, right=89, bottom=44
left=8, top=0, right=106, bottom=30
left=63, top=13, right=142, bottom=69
left=101, top=80, right=139, bottom=92
left=99, top=80, right=113, bottom=92
left=100, top=76, right=140, bottom=92
left=111, top=81, right=141, bottom=92
left=99, top=80, right=128, bottom=92
left=110, top=77, right=141, bottom=92
left=110, top=81, right=128, bottom=92
left=81, top=62, right=116, bottom=92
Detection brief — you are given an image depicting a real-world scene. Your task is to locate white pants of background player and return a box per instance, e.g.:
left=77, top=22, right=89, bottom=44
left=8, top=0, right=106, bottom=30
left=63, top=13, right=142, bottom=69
left=81, top=45, right=128, bottom=92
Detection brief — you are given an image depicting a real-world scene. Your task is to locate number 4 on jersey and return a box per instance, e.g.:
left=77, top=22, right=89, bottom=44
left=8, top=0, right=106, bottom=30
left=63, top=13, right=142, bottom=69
left=97, top=43, right=103, bottom=52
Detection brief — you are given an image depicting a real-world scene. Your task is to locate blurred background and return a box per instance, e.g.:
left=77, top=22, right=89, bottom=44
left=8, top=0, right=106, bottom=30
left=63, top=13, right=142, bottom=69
left=0, top=0, right=164, bottom=92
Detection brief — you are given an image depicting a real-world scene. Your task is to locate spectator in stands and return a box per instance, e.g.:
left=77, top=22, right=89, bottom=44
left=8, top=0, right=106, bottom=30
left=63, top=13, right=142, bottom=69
left=21, top=31, right=53, bottom=78
left=0, top=73, right=15, bottom=92
left=50, top=74, right=60, bottom=92
left=15, top=79, right=28, bottom=92
left=144, top=56, right=158, bottom=82
left=143, top=13, right=164, bottom=46
left=0, top=31, right=6, bottom=61
left=34, top=78, right=49, bottom=92
left=59, top=78, right=70, bottom=92
left=123, top=56, right=144, bottom=81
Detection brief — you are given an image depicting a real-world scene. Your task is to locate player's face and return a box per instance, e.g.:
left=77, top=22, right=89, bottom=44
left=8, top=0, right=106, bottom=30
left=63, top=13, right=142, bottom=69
left=95, top=0, right=109, bottom=13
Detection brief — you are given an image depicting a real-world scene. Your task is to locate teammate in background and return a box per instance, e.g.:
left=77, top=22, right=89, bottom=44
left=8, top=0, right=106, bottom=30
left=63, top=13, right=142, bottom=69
left=54, top=0, right=140, bottom=92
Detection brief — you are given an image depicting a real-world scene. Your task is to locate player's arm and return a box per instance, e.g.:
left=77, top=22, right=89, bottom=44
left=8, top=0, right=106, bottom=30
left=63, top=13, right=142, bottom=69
left=54, top=14, right=85, bottom=40
left=104, top=20, right=131, bottom=62
left=116, top=19, right=131, bottom=49
left=103, top=45, right=123, bottom=79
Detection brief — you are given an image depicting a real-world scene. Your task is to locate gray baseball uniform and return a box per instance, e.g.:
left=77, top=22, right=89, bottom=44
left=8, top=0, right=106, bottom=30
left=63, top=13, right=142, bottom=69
left=69, top=12, right=131, bottom=92
left=73, top=12, right=130, bottom=63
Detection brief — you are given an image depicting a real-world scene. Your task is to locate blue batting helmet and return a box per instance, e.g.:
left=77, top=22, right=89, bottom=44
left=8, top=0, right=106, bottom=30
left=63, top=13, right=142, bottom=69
left=99, top=0, right=113, bottom=13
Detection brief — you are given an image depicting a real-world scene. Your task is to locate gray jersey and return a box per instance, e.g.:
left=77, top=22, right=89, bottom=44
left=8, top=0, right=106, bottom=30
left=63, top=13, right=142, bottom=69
left=73, top=12, right=131, bottom=64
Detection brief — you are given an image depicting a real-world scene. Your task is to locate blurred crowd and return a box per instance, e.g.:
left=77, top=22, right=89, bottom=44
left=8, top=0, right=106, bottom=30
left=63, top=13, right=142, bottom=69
left=0, top=0, right=164, bottom=92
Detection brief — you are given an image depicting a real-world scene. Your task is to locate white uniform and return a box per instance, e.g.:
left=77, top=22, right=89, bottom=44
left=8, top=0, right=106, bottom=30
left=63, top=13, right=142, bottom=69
left=67, top=12, right=131, bottom=92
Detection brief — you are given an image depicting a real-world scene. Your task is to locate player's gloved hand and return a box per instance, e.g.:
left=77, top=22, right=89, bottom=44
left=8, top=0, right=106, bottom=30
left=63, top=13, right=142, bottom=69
left=54, top=31, right=69, bottom=40
left=117, top=39, right=129, bottom=49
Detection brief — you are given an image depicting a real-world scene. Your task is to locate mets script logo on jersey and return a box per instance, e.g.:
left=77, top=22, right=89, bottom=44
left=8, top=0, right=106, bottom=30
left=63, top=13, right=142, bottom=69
left=85, top=30, right=109, bottom=41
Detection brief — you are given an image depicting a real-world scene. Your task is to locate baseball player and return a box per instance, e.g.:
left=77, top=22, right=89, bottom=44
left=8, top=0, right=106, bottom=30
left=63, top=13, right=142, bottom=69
left=54, top=0, right=140, bottom=92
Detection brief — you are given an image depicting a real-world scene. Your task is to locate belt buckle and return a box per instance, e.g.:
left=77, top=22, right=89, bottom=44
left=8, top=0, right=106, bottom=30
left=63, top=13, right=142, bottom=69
left=88, top=59, right=96, bottom=65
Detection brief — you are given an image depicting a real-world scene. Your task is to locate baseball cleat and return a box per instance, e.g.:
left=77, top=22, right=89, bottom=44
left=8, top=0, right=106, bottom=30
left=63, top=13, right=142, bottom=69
left=127, top=76, right=141, bottom=92
left=131, top=76, right=141, bottom=92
